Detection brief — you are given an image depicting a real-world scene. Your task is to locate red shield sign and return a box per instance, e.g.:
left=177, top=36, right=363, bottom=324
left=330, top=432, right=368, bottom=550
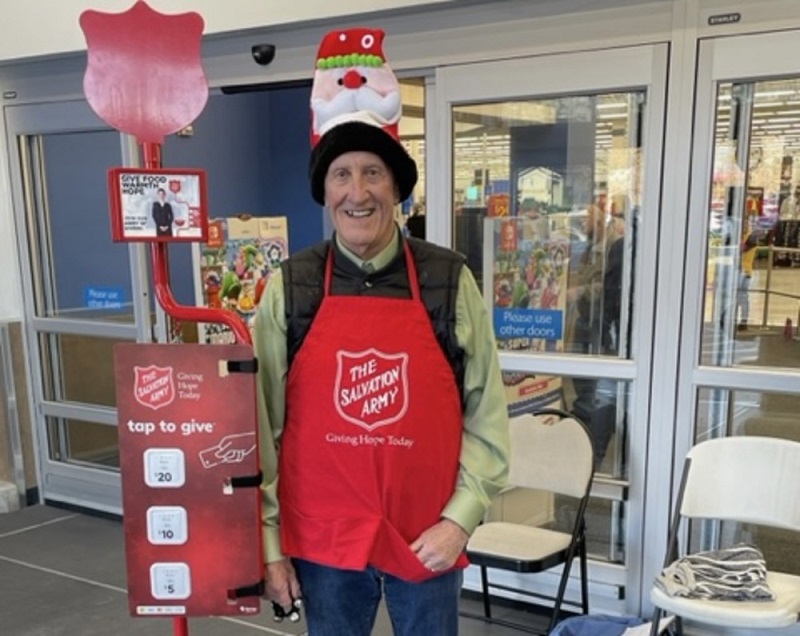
left=133, top=365, right=175, bottom=411
left=80, top=1, right=208, bottom=144
left=334, top=348, right=409, bottom=431
left=169, top=179, right=182, bottom=194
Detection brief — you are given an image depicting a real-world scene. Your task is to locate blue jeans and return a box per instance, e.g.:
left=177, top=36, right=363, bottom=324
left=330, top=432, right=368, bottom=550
left=293, top=558, right=463, bottom=636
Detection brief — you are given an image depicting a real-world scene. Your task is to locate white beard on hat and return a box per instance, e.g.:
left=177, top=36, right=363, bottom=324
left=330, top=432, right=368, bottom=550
left=311, top=65, right=402, bottom=138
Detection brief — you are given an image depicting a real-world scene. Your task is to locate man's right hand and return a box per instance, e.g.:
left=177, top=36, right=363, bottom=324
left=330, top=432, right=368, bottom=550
left=264, top=558, right=302, bottom=612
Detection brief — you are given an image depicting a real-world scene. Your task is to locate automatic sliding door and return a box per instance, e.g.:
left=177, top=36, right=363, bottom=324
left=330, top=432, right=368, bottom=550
left=435, top=45, right=667, bottom=615
left=677, top=32, right=800, bottom=578
left=7, top=101, right=150, bottom=513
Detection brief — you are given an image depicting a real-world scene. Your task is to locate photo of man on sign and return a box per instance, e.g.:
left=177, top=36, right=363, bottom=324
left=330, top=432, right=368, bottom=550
left=152, top=187, right=175, bottom=236
left=109, top=168, right=208, bottom=243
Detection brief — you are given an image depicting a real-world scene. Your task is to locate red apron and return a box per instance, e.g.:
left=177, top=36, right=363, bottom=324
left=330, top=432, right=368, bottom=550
left=278, top=241, right=468, bottom=582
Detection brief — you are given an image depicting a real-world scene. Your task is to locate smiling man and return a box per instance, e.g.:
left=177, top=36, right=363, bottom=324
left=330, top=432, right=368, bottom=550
left=254, top=27, right=509, bottom=636
left=322, top=145, right=402, bottom=260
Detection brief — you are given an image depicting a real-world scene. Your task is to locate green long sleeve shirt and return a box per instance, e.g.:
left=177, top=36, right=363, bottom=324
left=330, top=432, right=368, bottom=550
left=255, top=231, right=509, bottom=564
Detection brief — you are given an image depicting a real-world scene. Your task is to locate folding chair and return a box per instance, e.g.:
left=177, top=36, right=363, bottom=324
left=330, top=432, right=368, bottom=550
left=649, top=436, right=800, bottom=635
left=465, top=408, right=595, bottom=634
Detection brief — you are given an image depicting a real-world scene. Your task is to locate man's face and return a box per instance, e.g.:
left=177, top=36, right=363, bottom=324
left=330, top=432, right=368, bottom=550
left=325, top=151, right=398, bottom=260
left=158, top=190, right=166, bottom=202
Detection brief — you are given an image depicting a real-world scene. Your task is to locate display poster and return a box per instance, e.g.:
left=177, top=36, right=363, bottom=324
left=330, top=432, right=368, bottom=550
left=746, top=186, right=764, bottom=217
left=115, top=343, right=262, bottom=618
left=486, top=217, right=569, bottom=352
left=484, top=216, right=569, bottom=414
left=487, top=193, right=510, bottom=217
left=194, top=216, right=289, bottom=344
left=109, top=168, right=208, bottom=243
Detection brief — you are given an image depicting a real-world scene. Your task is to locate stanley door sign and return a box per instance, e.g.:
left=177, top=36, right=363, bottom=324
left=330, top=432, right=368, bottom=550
left=114, top=343, right=262, bottom=617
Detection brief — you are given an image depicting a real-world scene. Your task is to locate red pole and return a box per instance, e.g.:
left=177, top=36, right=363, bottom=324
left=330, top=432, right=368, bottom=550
left=172, top=616, right=189, bottom=636
left=140, top=144, right=193, bottom=636
left=141, top=141, right=252, bottom=346
left=141, top=141, right=161, bottom=171
left=149, top=241, right=252, bottom=345
left=140, top=144, right=252, bottom=636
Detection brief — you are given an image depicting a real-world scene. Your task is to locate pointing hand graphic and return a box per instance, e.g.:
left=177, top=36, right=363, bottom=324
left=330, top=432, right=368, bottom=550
left=199, top=432, right=256, bottom=468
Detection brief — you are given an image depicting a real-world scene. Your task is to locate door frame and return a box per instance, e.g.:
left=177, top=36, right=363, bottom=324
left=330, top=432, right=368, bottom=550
left=678, top=30, right=800, bottom=439
left=672, top=22, right=800, bottom=558
left=428, top=43, right=669, bottom=614
left=5, top=99, right=151, bottom=513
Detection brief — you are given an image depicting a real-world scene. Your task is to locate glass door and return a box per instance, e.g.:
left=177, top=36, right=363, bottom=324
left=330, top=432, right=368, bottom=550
left=6, top=100, right=151, bottom=513
left=432, top=45, right=668, bottom=615
left=675, top=30, right=800, bottom=578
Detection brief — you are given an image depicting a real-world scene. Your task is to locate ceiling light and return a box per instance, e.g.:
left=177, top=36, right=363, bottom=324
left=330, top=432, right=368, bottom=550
left=756, top=89, right=797, bottom=98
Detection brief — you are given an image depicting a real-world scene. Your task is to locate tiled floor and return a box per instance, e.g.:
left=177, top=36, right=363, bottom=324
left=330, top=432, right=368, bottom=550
left=0, top=504, right=549, bottom=636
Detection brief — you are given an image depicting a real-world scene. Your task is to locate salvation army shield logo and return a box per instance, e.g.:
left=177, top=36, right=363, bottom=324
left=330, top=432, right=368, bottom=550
left=133, top=365, right=175, bottom=411
left=80, top=2, right=208, bottom=145
left=334, top=349, right=409, bottom=431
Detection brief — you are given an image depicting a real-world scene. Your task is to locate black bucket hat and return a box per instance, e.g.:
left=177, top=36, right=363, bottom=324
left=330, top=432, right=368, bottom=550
left=309, top=120, right=418, bottom=205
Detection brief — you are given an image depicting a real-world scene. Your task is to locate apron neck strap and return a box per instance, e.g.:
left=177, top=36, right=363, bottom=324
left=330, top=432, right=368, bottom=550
left=324, top=246, right=334, bottom=295
left=402, top=240, right=421, bottom=301
left=324, top=239, right=421, bottom=301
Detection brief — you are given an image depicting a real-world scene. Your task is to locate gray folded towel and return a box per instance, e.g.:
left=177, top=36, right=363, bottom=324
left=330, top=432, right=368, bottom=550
left=655, top=543, right=775, bottom=601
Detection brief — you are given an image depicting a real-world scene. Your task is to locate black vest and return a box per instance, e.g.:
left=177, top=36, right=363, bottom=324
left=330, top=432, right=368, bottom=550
left=282, top=235, right=466, bottom=400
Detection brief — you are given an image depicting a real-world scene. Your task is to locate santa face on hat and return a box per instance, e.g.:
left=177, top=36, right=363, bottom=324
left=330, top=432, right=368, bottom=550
left=310, top=28, right=402, bottom=143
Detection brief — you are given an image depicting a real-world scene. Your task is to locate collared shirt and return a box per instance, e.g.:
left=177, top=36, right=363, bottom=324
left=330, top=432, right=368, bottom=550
left=255, top=229, right=509, bottom=563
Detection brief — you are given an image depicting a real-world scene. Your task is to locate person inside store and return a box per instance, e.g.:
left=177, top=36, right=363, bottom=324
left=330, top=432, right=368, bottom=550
left=254, top=26, right=510, bottom=636
left=736, top=215, right=760, bottom=331
left=779, top=186, right=800, bottom=220
left=520, top=196, right=549, bottom=240
left=151, top=187, right=174, bottom=237
left=565, top=198, right=626, bottom=469
left=405, top=201, right=426, bottom=239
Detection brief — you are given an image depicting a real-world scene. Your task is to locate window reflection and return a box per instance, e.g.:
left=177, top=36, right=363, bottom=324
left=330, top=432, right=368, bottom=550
left=494, top=371, right=630, bottom=564
left=39, top=332, right=122, bottom=407
left=451, top=92, right=644, bottom=568
left=484, top=208, right=631, bottom=356
left=704, top=80, right=800, bottom=370
left=46, top=417, right=120, bottom=468
left=453, top=92, right=641, bottom=360
left=564, top=204, right=627, bottom=359
left=503, top=372, right=631, bottom=479
left=37, top=131, right=135, bottom=321
left=486, top=482, right=625, bottom=565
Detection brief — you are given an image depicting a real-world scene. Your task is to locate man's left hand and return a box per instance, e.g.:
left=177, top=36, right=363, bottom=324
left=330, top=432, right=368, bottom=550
left=410, top=518, right=469, bottom=573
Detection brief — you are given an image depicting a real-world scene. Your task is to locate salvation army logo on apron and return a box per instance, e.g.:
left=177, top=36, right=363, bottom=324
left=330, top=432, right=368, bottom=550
left=334, top=348, right=409, bottom=431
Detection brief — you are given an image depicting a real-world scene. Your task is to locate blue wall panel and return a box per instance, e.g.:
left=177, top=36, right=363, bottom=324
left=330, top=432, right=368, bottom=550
left=263, top=84, right=322, bottom=254
left=43, top=130, right=133, bottom=314
left=162, top=91, right=269, bottom=305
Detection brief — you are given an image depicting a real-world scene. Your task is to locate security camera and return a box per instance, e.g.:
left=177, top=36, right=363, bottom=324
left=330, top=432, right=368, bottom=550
left=251, top=44, right=276, bottom=66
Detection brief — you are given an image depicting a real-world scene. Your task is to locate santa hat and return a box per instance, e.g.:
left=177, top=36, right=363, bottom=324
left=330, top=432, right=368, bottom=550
left=308, top=28, right=417, bottom=206
left=315, top=27, right=387, bottom=69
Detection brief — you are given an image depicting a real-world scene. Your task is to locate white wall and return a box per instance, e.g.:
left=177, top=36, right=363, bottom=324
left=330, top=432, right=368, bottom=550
left=0, top=121, right=21, bottom=322
left=0, top=0, right=456, bottom=63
